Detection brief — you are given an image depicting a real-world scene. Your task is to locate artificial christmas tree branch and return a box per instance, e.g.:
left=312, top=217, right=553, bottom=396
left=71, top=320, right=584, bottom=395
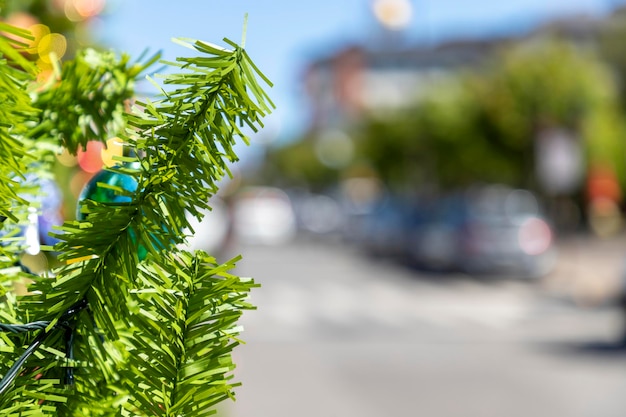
left=0, top=298, right=87, bottom=396
left=0, top=23, right=37, bottom=222
left=0, top=18, right=272, bottom=415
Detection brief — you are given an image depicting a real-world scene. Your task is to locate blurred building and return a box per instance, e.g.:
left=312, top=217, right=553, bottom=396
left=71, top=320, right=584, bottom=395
left=301, top=7, right=621, bottom=133
left=303, top=38, right=501, bottom=131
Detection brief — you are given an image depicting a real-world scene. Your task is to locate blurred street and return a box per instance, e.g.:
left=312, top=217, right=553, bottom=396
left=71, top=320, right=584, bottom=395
left=8, top=1, right=626, bottom=416
left=226, top=235, right=626, bottom=417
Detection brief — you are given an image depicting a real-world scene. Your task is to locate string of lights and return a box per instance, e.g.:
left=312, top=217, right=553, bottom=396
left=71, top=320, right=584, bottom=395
left=0, top=298, right=88, bottom=396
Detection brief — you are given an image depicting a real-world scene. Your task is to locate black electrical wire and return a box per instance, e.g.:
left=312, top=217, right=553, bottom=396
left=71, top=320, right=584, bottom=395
left=63, top=324, right=75, bottom=387
left=0, top=263, right=47, bottom=334
left=0, top=321, right=50, bottom=334
left=0, top=324, right=59, bottom=396
left=0, top=298, right=88, bottom=396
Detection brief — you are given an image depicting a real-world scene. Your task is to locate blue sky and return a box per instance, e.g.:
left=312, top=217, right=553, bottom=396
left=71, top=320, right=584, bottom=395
left=99, top=0, right=620, bottom=161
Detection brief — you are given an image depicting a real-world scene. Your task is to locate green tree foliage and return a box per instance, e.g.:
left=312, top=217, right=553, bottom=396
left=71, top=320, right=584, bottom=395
left=0, top=20, right=272, bottom=416
left=265, top=134, right=339, bottom=190
left=469, top=39, right=626, bottom=190
left=597, top=8, right=626, bottom=111
left=29, top=48, right=158, bottom=151
left=2, top=0, right=103, bottom=58
left=0, top=22, right=38, bottom=221
left=356, top=80, right=525, bottom=191
left=268, top=39, right=625, bottom=200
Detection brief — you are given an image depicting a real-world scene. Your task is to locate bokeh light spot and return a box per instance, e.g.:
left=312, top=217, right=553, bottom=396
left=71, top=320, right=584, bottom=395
left=56, top=147, right=78, bottom=167
left=315, top=129, right=354, bottom=169
left=37, top=33, right=67, bottom=63
left=74, top=0, right=106, bottom=18
left=35, top=68, right=54, bottom=85
left=65, top=0, right=106, bottom=21
left=78, top=141, right=104, bottom=173
left=101, top=137, right=124, bottom=167
left=26, top=24, right=50, bottom=54
left=372, top=0, right=413, bottom=30
left=4, top=13, right=39, bottom=50
left=6, top=12, right=38, bottom=30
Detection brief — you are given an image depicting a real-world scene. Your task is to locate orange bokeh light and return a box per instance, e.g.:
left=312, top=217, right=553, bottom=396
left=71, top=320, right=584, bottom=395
left=65, top=0, right=106, bottom=21
left=74, top=0, right=106, bottom=17
left=77, top=141, right=104, bottom=173
left=5, top=12, right=38, bottom=29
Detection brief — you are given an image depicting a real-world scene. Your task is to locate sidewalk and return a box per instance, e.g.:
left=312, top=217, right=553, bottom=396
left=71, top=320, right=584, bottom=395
left=542, top=233, right=626, bottom=307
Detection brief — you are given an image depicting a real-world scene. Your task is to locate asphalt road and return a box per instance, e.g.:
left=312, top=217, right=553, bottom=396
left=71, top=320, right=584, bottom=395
left=222, top=236, right=626, bottom=417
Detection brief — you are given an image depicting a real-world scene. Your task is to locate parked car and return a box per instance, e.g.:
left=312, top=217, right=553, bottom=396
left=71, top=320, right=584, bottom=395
left=287, top=189, right=345, bottom=237
left=454, top=186, right=556, bottom=278
left=359, top=194, right=418, bottom=260
left=360, top=185, right=556, bottom=278
left=231, top=186, right=297, bottom=245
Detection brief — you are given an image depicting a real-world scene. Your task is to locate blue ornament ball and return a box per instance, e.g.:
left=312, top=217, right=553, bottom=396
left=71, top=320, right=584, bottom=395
left=76, top=168, right=138, bottom=220
left=76, top=167, right=151, bottom=259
